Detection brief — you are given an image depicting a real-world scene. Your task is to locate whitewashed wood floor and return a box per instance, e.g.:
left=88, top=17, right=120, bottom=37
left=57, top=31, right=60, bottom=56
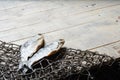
left=0, top=1, right=120, bottom=58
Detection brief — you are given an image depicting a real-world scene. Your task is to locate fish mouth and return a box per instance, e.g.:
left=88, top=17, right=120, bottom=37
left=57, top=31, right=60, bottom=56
left=58, top=39, right=65, bottom=45
left=57, top=39, right=65, bottom=48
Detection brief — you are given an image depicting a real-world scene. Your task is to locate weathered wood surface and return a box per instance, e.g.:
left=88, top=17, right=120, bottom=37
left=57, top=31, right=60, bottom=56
left=0, top=1, right=120, bottom=57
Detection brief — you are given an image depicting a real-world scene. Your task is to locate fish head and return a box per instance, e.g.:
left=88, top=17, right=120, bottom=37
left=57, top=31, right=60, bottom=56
left=56, top=39, right=65, bottom=49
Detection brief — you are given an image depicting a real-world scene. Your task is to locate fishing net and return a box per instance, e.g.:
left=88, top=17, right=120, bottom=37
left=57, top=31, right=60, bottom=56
left=0, top=40, right=120, bottom=80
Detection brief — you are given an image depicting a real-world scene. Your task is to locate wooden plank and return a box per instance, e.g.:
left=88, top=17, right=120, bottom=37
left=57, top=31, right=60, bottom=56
left=0, top=1, right=63, bottom=20
left=12, top=16, right=120, bottom=50
left=0, top=1, right=119, bottom=58
left=11, top=15, right=120, bottom=49
left=44, top=20, right=120, bottom=49
left=0, top=1, right=119, bottom=20
left=0, top=1, right=119, bottom=32
left=90, top=41, right=120, bottom=58
left=0, top=1, right=31, bottom=10
left=0, top=4, right=119, bottom=43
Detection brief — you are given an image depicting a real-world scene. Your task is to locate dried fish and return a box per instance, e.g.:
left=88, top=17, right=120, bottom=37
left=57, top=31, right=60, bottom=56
left=18, top=34, right=44, bottom=71
left=20, top=39, right=65, bottom=73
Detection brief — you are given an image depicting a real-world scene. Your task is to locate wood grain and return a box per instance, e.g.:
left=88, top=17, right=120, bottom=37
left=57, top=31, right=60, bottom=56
left=0, top=4, right=120, bottom=43
left=0, top=1, right=120, bottom=58
left=0, top=1, right=119, bottom=32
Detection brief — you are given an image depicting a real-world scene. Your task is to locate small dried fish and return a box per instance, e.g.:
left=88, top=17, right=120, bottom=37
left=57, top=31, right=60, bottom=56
left=21, top=39, right=65, bottom=73
left=18, top=34, right=44, bottom=71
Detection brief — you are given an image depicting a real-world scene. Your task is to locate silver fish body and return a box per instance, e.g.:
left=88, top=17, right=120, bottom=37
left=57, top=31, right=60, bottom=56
left=18, top=34, right=44, bottom=71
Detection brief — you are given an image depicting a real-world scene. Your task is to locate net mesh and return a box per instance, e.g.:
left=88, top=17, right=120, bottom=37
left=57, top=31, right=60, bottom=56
left=0, top=40, right=20, bottom=80
left=0, top=40, right=115, bottom=80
